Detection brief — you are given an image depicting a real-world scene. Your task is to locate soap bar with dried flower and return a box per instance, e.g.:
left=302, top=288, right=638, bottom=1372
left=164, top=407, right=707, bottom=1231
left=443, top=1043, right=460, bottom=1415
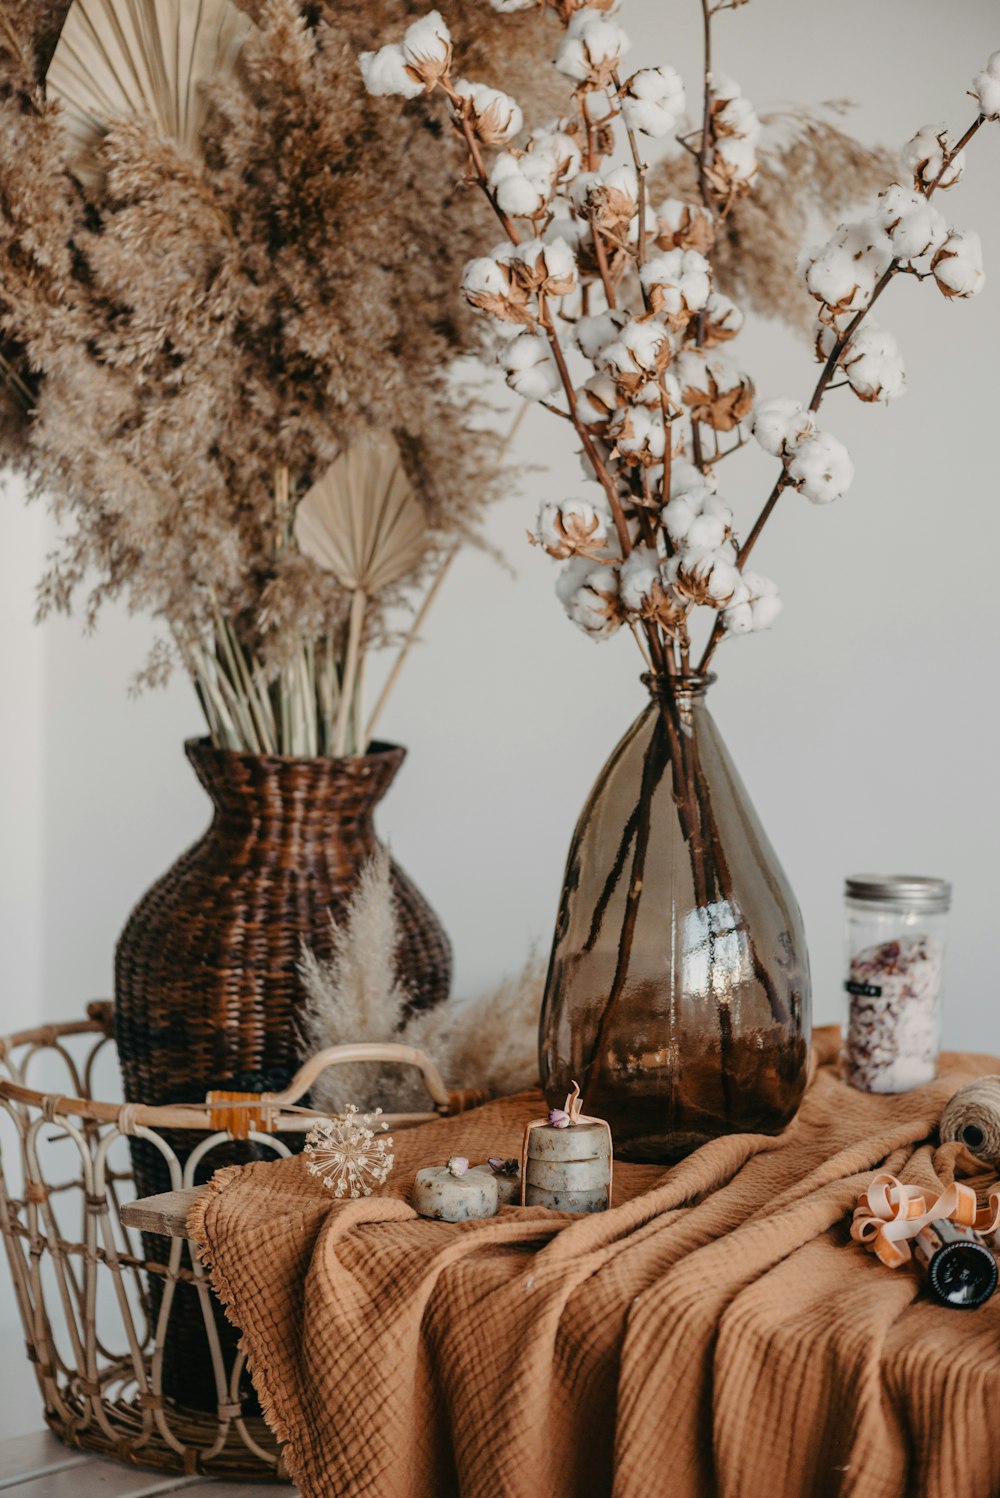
left=469, top=1158, right=521, bottom=1206
left=411, top=1157, right=498, bottom=1222
left=521, top=1085, right=613, bottom=1214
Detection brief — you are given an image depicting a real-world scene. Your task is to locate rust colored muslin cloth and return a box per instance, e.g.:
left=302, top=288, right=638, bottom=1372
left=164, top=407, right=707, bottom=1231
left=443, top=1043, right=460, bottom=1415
left=189, top=1029, right=1000, bottom=1498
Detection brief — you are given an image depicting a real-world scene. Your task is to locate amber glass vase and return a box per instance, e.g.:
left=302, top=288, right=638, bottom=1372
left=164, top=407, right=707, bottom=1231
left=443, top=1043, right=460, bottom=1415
left=539, top=674, right=811, bottom=1162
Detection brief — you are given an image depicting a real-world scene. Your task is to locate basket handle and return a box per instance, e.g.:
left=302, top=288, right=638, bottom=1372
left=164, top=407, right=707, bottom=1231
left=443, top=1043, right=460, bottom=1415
left=277, top=1041, right=452, bottom=1111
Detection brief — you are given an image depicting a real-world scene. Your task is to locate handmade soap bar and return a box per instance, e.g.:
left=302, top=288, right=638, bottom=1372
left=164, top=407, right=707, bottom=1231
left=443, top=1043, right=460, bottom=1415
left=522, top=1097, right=612, bottom=1214
left=469, top=1159, right=521, bottom=1206
left=524, top=1183, right=609, bottom=1213
left=412, top=1162, right=498, bottom=1222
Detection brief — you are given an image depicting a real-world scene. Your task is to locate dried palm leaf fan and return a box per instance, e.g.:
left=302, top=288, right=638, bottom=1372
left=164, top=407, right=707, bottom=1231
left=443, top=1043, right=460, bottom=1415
left=46, top=0, right=253, bottom=182
left=295, top=434, right=430, bottom=756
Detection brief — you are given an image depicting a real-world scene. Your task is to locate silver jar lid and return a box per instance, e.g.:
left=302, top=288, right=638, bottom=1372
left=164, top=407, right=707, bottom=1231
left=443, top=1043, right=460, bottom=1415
left=845, top=874, right=952, bottom=912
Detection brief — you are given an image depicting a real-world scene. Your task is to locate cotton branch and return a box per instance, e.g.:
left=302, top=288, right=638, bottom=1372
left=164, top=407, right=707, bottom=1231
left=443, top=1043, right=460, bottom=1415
left=698, top=110, right=988, bottom=672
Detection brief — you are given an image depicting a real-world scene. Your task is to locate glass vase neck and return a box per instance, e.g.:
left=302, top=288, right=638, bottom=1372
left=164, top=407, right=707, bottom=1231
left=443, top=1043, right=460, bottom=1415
left=641, top=670, right=717, bottom=702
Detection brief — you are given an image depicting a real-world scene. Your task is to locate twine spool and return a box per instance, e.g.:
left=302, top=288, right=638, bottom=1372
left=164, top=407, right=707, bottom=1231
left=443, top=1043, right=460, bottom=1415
left=939, top=1076, right=1000, bottom=1167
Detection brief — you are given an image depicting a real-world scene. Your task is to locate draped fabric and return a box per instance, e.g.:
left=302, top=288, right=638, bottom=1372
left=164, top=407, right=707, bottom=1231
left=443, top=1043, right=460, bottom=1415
left=191, top=1028, right=1000, bottom=1498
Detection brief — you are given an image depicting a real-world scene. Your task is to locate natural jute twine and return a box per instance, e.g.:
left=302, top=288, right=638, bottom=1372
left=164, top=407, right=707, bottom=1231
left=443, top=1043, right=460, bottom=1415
left=939, top=1075, right=1000, bottom=1167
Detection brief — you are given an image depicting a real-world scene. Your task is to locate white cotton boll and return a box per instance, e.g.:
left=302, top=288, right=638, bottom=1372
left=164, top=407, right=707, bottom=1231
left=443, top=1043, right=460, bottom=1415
left=611, top=405, right=666, bottom=460
left=358, top=44, right=425, bottom=99
left=627, top=203, right=659, bottom=247
left=600, top=318, right=668, bottom=378
left=576, top=372, right=619, bottom=424
left=639, top=249, right=711, bottom=321
left=669, top=457, right=713, bottom=496
left=671, top=547, right=741, bottom=604
left=533, top=497, right=610, bottom=558
left=502, top=333, right=560, bottom=401
left=620, top=546, right=663, bottom=611
left=622, top=317, right=668, bottom=367
left=803, top=220, right=893, bottom=313
left=932, top=230, right=986, bottom=299
left=403, top=11, right=451, bottom=66
left=453, top=79, right=524, bottom=143
left=686, top=512, right=728, bottom=550
left=556, top=557, right=622, bottom=640
left=903, top=125, right=964, bottom=190
left=876, top=185, right=948, bottom=261
left=723, top=600, right=753, bottom=635
left=723, top=571, right=782, bottom=634
left=461, top=255, right=507, bottom=298
left=973, top=51, right=1000, bottom=121
left=841, top=322, right=907, bottom=404
left=787, top=429, right=854, bottom=504
left=662, top=494, right=696, bottom=544
left=713, top=135, right=757, bottom=183
left=489, top=151, right=555, bottom=216
left=715, top=92, right=760, bottom=147
left=702, top=292, right=743, bottom=344
left=621, top=65, right=686, bottom=138
left=604, top=164, right=639, bottom=201
left=540, top=235, right=578, bottom=288
left=555, top=10, right=631, bottom=85
left=574, top=309, right=627, bottom=360
left=751, top=588, right=783, bottom=630
left=655, top=198, right=715, bottom=255
left=528, top=125, right=583, bottom=182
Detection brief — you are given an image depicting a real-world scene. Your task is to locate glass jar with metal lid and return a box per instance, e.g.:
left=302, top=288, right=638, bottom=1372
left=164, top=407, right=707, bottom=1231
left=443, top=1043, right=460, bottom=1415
left=842, top=874, right=951, bottom=1094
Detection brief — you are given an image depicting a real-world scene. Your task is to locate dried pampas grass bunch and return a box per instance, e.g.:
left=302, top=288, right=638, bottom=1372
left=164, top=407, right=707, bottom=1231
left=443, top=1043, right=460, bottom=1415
left=0, top=0, right=560, bottom=751
left=300, top=847, right=544, bottom=1113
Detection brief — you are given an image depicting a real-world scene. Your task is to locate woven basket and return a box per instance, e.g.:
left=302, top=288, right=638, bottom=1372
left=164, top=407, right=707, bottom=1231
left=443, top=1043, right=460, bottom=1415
left=114, top=736, right=452, bottom=1407
left=0, top=1003, right=482, bottom=1481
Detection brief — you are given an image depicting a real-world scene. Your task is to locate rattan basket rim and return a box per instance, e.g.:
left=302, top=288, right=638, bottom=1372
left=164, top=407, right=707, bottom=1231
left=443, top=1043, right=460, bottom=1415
left=0, top=1006, right=488, bottom=1134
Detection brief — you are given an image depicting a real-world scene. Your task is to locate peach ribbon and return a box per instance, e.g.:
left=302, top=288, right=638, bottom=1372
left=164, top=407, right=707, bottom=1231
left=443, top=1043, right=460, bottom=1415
left=851, top=1171, right=1000, bottom=1269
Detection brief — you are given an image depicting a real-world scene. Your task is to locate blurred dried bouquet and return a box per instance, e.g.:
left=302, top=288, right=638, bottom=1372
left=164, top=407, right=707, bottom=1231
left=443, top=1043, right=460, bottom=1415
left=358, top=0, right=995, bottom=679
left=0, top=0, right=558, bottom=754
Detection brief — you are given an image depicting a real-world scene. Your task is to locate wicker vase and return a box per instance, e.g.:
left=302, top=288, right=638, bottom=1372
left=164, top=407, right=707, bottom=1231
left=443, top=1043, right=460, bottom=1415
left=114, top=736, right=451, bottom=1409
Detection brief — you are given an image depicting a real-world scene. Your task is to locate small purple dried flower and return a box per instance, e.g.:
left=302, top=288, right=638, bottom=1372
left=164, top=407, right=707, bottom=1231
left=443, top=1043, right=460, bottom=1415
left=488, top=1156, right=520, bottom=1177
left=548, top=1108, right=571, bottom=1129
left=446, top=1156, right=470, bottom=1177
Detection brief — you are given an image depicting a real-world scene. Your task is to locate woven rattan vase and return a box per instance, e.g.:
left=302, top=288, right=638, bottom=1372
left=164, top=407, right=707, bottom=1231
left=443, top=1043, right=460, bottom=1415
left=114, top=736, right=451, bottom=1409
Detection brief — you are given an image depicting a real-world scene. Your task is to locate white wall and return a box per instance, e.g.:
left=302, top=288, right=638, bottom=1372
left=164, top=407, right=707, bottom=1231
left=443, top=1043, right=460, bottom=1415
left=1, top=0, right=999, bottom=1434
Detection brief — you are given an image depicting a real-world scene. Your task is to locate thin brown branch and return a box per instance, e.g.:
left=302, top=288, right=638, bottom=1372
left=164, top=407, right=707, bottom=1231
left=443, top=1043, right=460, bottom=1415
left=697, top=0, right=714, bottom=213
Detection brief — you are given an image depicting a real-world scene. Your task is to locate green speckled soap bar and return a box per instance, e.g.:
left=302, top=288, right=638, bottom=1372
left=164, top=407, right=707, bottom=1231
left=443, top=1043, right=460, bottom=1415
left=411, top=1165, right=499, bottom=1221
